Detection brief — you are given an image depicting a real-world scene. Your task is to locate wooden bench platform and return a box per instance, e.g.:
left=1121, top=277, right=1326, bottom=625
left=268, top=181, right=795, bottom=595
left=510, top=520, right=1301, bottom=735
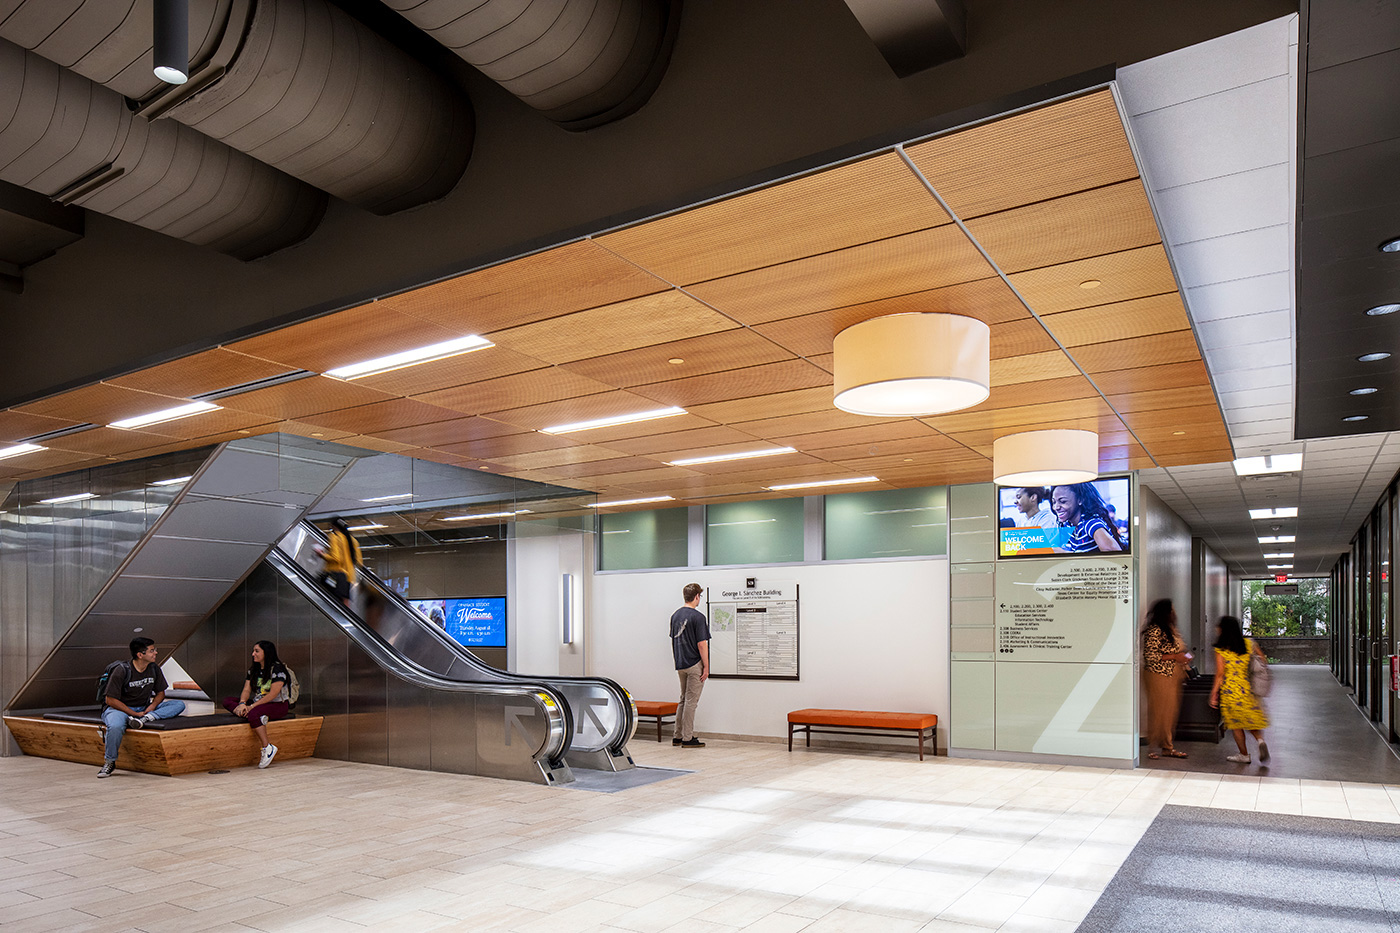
left=2, top=715, right=323, bottom=776
left=787, top=708, right=939, bottom=760
left=634, top=700, right=678, bottom=742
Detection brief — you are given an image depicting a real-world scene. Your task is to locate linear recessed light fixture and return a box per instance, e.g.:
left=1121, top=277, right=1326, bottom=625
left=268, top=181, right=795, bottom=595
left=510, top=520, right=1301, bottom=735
left=767, top=476, right=879, bottom=491
left=1232, top=453, right=1302, bottom=476
left=443, top=509, right=532, bottom=521
left=325, top=335, right=493, bottom=380
left=1267, top=564, right=1293, bottom=570
left=360, top=543, right=393, bottom=550
left=1249, top=507, right=1298, bottom=519
left=591, top=495, right=675, bottom=508
left=1263, top=552, right=1294, bottom=559
left=151, top=475, right=192, bottom=487
left=110, top=401, right=220, bottom=430
left=0, top=443, right=46, bottom=461
left=41, top=492, right=97, bottom=504
left=347, top=523, right=387, bottom=531
left=667, top=447, right=796, bottom=466
left=361, top=493, right=414, bottom=503
left=543, top=407, right=686, bottom=435
left=1259, top=535, right=1296, bottom=544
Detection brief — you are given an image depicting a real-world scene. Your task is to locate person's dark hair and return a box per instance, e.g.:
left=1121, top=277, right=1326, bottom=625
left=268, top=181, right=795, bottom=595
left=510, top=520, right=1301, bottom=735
left=683, top=583, right=703, bottom=603
left=1214, top=616, right=1248, bottom=655
left=1145, top=599, right=1175, bottom=640
left=250, top=640, right=280, bottom=680
left=1018, top=486, right=1049, bottom=504
left=1054, top=482, right=1117, bottom=537
left=999, top=517, right=1015, bottom=528
left=330, top=516, right=350, bottom=535
left=129, top=636, right=155, bottom=659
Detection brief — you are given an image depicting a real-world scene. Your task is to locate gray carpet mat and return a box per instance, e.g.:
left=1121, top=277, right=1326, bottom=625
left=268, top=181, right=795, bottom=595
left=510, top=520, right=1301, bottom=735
left=1077, top=804, right=1400, bottom=932
left=559, top=766, right=692, bottom=794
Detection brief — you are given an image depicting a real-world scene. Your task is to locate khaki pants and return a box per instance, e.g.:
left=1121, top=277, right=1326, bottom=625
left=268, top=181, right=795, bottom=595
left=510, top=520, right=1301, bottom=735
left=1144, top=667, right=1185, bottom=752
left=674, top=662, right=704, bottom=741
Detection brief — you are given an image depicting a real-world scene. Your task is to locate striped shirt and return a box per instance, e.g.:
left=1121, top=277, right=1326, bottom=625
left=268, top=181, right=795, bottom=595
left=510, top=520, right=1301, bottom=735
left=1064, top=515, right=1112, bottom=553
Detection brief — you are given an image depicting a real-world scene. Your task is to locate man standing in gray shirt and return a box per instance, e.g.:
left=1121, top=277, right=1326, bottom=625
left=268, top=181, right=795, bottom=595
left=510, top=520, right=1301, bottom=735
left=670, top=582, right=710, bottom=748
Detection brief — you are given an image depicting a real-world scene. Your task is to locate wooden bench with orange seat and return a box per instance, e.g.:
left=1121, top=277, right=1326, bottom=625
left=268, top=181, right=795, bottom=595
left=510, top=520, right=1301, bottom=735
left=633, top=700, right=678, bottom=742
left=787, top=708, right=939, bottom=760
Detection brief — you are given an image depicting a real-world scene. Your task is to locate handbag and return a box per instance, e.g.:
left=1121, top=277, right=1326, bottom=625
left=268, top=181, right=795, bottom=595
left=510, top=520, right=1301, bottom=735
left=1249, top=650, right=1272, bottom=698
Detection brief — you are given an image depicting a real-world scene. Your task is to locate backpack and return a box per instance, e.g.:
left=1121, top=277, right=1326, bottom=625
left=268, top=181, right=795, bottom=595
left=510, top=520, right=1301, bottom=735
left=95, top=660, right=127, bottom=705
left=284, top=666, right=301, bottom=707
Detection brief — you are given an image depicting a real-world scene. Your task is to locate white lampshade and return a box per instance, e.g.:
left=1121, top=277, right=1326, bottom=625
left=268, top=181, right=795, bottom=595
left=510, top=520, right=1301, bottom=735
left=833, top=313, right=990, bottom=416
left=993, top=429, right=1099, bottom=486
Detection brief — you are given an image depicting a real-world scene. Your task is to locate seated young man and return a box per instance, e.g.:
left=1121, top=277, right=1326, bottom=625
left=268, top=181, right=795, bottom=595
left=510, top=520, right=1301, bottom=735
left=98, top=637, right=185, bottom=778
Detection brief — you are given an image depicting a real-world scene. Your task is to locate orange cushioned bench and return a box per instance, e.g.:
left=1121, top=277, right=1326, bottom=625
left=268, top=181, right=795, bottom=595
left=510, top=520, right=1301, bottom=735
left=787, top=709, right=939, bottom=760
left=634, top=700, right=678, bottom=742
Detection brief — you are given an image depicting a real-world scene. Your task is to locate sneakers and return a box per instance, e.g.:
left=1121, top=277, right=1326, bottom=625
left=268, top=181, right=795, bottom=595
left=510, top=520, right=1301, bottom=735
left=141, top=713, right=157, bottom=725
left=672, top=737, right=682, bottom=746
left=97, top=761, right=115, bottom=778
left=1258, top=742, right=1271, bottom=762
left=126, top=715, right=144, bottom=729
left=1226, top=754, right=1251, bottom=763
left=259, top=743, right=278, bottom=769
left=680, top=737, right=705, bottom=748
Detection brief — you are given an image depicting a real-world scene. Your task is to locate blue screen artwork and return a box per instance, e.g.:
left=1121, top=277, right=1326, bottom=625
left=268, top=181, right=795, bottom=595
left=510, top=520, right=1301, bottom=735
left=409, top=597, right=507, bottom=648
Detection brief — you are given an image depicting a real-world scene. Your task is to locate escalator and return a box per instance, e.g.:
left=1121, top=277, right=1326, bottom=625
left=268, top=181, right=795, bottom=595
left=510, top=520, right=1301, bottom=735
left=272, top=521, right=638, bottom=772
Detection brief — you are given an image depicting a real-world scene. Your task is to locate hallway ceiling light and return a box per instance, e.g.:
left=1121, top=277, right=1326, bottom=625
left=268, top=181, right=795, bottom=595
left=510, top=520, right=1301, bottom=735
left=542, top=406, right=686, bottom=434
left=992, top=429, right=1098, bottom=486
left=1249, top=507, right=1298, bottom=519
left=40, top=492, right=97, bottom=504
left=443, top=509, right=532, bottom=521
left=347, top=523, right=386, bottom=531
left=361, top=493, right=414, bottom=502
left=325, top=336, right=493, bottom=380
left=0, top=443, right=45, bottom=461
left=1259, top=535, right=1296, bottom=544
left=152, top=0, right=189, bottom=85
left=1267, top=564, right=1293, bottom=570
left=1232, top=453, right=1302, bottom=475
left=110, top=401, right=219, bottom=429
left=591, top=495, right=675, bottom=508
left=667, top=447, right=797, bottom=466
left=833, top=313, right=990, bottom=416
left=1263, top=552, right=1294, bottom=558
left=767, top=476, right=879, bottom=491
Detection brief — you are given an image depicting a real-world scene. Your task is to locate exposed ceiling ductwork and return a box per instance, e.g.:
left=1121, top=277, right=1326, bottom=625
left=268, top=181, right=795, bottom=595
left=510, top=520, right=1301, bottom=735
left=381, top=0, right=682, bottom=130
left=0, top=39, right=325, bottom=260
left=0, top=0, right=474, bottom=215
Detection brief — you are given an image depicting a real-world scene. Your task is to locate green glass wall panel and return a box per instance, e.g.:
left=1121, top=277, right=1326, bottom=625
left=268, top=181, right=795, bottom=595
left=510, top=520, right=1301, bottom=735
left=598, top=507, right=689, bottom=570
left=705, top=498, right=804, bottom=565
left=824, top=486, right=947, bottom=560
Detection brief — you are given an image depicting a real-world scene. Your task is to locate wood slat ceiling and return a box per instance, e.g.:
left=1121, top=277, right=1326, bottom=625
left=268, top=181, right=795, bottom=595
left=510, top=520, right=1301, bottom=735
left=0, top=88, right=1234, bottom=498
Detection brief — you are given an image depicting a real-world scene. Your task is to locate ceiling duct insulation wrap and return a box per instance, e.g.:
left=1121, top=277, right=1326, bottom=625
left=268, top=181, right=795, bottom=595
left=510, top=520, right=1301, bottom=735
left=381, top=0, right=681, bottom=130
left=0, top=0, right=474, bottom=215
left=0, top=39, right=326, bottom=259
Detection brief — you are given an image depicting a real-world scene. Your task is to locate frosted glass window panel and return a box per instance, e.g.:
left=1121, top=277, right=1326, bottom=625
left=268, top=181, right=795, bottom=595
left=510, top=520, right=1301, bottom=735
left=706, top=498, right=804, bottom=565
left=599, top=507, right=689, bottom=570
left=824, top=486, right=947, bottom=560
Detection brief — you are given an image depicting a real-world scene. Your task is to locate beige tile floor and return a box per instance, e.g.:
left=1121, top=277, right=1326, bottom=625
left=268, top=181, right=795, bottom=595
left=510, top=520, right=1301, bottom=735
left=3, top=739, right=1400, bottom=933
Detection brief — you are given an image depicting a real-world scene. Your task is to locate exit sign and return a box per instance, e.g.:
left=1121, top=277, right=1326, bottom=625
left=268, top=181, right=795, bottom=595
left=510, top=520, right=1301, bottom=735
left=1274, top=573, right=1289, bottom=584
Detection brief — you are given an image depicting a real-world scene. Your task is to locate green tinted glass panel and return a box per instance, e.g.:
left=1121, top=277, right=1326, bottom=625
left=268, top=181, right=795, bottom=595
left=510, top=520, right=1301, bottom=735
left=706, top=498, right=804, bottom=565
left=598, top=507, right=689, bottom=570
left=824, top=486, right=947, bottom=560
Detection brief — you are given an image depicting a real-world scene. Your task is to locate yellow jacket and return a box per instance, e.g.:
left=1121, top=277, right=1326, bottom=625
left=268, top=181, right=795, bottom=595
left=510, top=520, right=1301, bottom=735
left=323, top=529, right=362, bottom=583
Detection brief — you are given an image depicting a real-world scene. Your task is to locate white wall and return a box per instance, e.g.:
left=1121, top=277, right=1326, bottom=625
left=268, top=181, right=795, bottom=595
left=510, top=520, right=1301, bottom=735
left=510, top=530, right=590, bottom=677
left=589, top=560, right=950, bottom=747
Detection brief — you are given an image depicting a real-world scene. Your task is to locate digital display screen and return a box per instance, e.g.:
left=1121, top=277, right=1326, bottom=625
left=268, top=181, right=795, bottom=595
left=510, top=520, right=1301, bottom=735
left=409, top=597, right=507, bottom=648
left=997, top=477, right=1132, bottom=558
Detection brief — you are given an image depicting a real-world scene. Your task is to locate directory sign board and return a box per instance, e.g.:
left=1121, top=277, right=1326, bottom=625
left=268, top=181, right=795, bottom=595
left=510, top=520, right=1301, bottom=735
left=707, top=582, right=799, bottom=680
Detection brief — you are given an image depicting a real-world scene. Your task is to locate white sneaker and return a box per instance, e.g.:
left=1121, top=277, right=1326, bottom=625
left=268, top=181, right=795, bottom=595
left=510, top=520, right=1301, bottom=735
left=259, top=743, right=278, bottom=769
left=1226, top=754, right=1251, bottom=763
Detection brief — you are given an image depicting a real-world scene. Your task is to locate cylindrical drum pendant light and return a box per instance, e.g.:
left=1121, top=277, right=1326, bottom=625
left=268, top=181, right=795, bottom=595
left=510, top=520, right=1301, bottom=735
left=993, top=429, right=1099, bottom=486
left=153, top=0, right=189, bottom=85
left=833, top=313, right=991, bottom=416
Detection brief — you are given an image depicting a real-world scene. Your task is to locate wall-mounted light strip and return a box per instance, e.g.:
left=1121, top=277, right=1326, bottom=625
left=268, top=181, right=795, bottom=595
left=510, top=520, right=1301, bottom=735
left=766, top=476, right=879, bottom=491
left=542, top=407, right=685, bottom=434
left=591, top=495, right=675, bottom=508
left=361, top=493, right=414, bottom=503
left=1248, top=507, right=1298, bottom=519
left=0, top=443, right=46, bottom=461
left=443, top=509, right=532, bottom=521
left=40, top=492, right=97, bottom=504
left=667, top=447, right=796, bottom=466
left=561, top=573, right=576, bottom=646
left=110, top=401, right=220, bottom=430
left=325, top=336, right=493, bottom=380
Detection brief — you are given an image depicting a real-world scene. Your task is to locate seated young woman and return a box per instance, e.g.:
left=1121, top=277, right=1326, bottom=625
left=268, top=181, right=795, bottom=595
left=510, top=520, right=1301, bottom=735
left=221, top=640, right=291, bottom=769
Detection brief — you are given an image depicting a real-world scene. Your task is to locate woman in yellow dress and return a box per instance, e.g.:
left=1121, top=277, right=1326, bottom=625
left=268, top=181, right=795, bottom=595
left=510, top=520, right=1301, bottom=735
left=1208, top=615, right=1270, bottom=764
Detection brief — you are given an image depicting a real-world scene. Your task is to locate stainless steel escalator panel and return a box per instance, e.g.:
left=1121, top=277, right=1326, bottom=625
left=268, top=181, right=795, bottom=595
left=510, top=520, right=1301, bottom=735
left=121, top=538, right=272, bottom=581
left=153, top=498, right=309, bottom=545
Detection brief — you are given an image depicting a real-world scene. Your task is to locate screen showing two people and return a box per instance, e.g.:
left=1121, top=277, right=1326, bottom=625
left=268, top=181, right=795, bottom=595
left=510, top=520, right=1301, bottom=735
left=408, top=597, right=507, bottom=647
left=997, top=477, right=1131, bottom=558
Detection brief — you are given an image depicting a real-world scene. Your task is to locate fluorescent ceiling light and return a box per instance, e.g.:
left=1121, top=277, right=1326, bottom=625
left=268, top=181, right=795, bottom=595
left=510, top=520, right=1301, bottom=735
left=41, top=492, right=97, bottom=504
left=325, top=335, right=493, bottom=380
left=591, top=496, right=675, bottom=508
left=361, top=493, right=414, bottom=503
left=1267, top=565, right=1293, bottom=570
left=347, top=523, right=386, bottom=531
left=1263, top=552, right=1294, bottom=559
left=767, top=476, right=879, bottom=491
left=1249, top=507, right=1298, bottom=519
left=443, top=509, right=532, bottom=521
left=542, top=407, right=686, bottom=434
left=0, top=443, right=45, bottom=461
left=1232, top=453, right=1302, bottom=476
left=360, top=544, right=392, bottom=550
left=150, top=475, right=192, bottom=487
left=667, top=447, right=796, bottom=466
left=1258, top=535, right=1296, bottom=544
left=110, top=401, right=220, bottom=430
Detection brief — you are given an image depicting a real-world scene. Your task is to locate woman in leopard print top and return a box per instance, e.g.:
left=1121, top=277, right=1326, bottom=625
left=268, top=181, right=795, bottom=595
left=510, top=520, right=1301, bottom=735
left=1142, top=599, right=1192, bottom=759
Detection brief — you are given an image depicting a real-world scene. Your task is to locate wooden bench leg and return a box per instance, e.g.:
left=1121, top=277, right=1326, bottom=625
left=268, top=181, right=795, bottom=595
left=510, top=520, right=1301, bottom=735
left=788, top=722, right=793, bottom=752
left=656, top=715, right=662, bottom=743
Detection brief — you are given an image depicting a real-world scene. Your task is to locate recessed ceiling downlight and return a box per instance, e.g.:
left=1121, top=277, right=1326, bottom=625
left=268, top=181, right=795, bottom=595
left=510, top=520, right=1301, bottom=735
left=1366, top=303, right=1400, bottom=316
left=1358, top=352, right=1391, bottom=362
left=1380, top=237, right=1400, bottom=254
left=1351, top=387, right=1379, bottom=395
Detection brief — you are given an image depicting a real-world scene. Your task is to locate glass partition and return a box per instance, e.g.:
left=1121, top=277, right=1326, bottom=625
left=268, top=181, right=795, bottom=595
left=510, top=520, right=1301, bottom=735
left=824, top=486, right=947, bottom=560
left=706, top=497, right=804, bottom=565
left=599, top=507, right=688, bottom=570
